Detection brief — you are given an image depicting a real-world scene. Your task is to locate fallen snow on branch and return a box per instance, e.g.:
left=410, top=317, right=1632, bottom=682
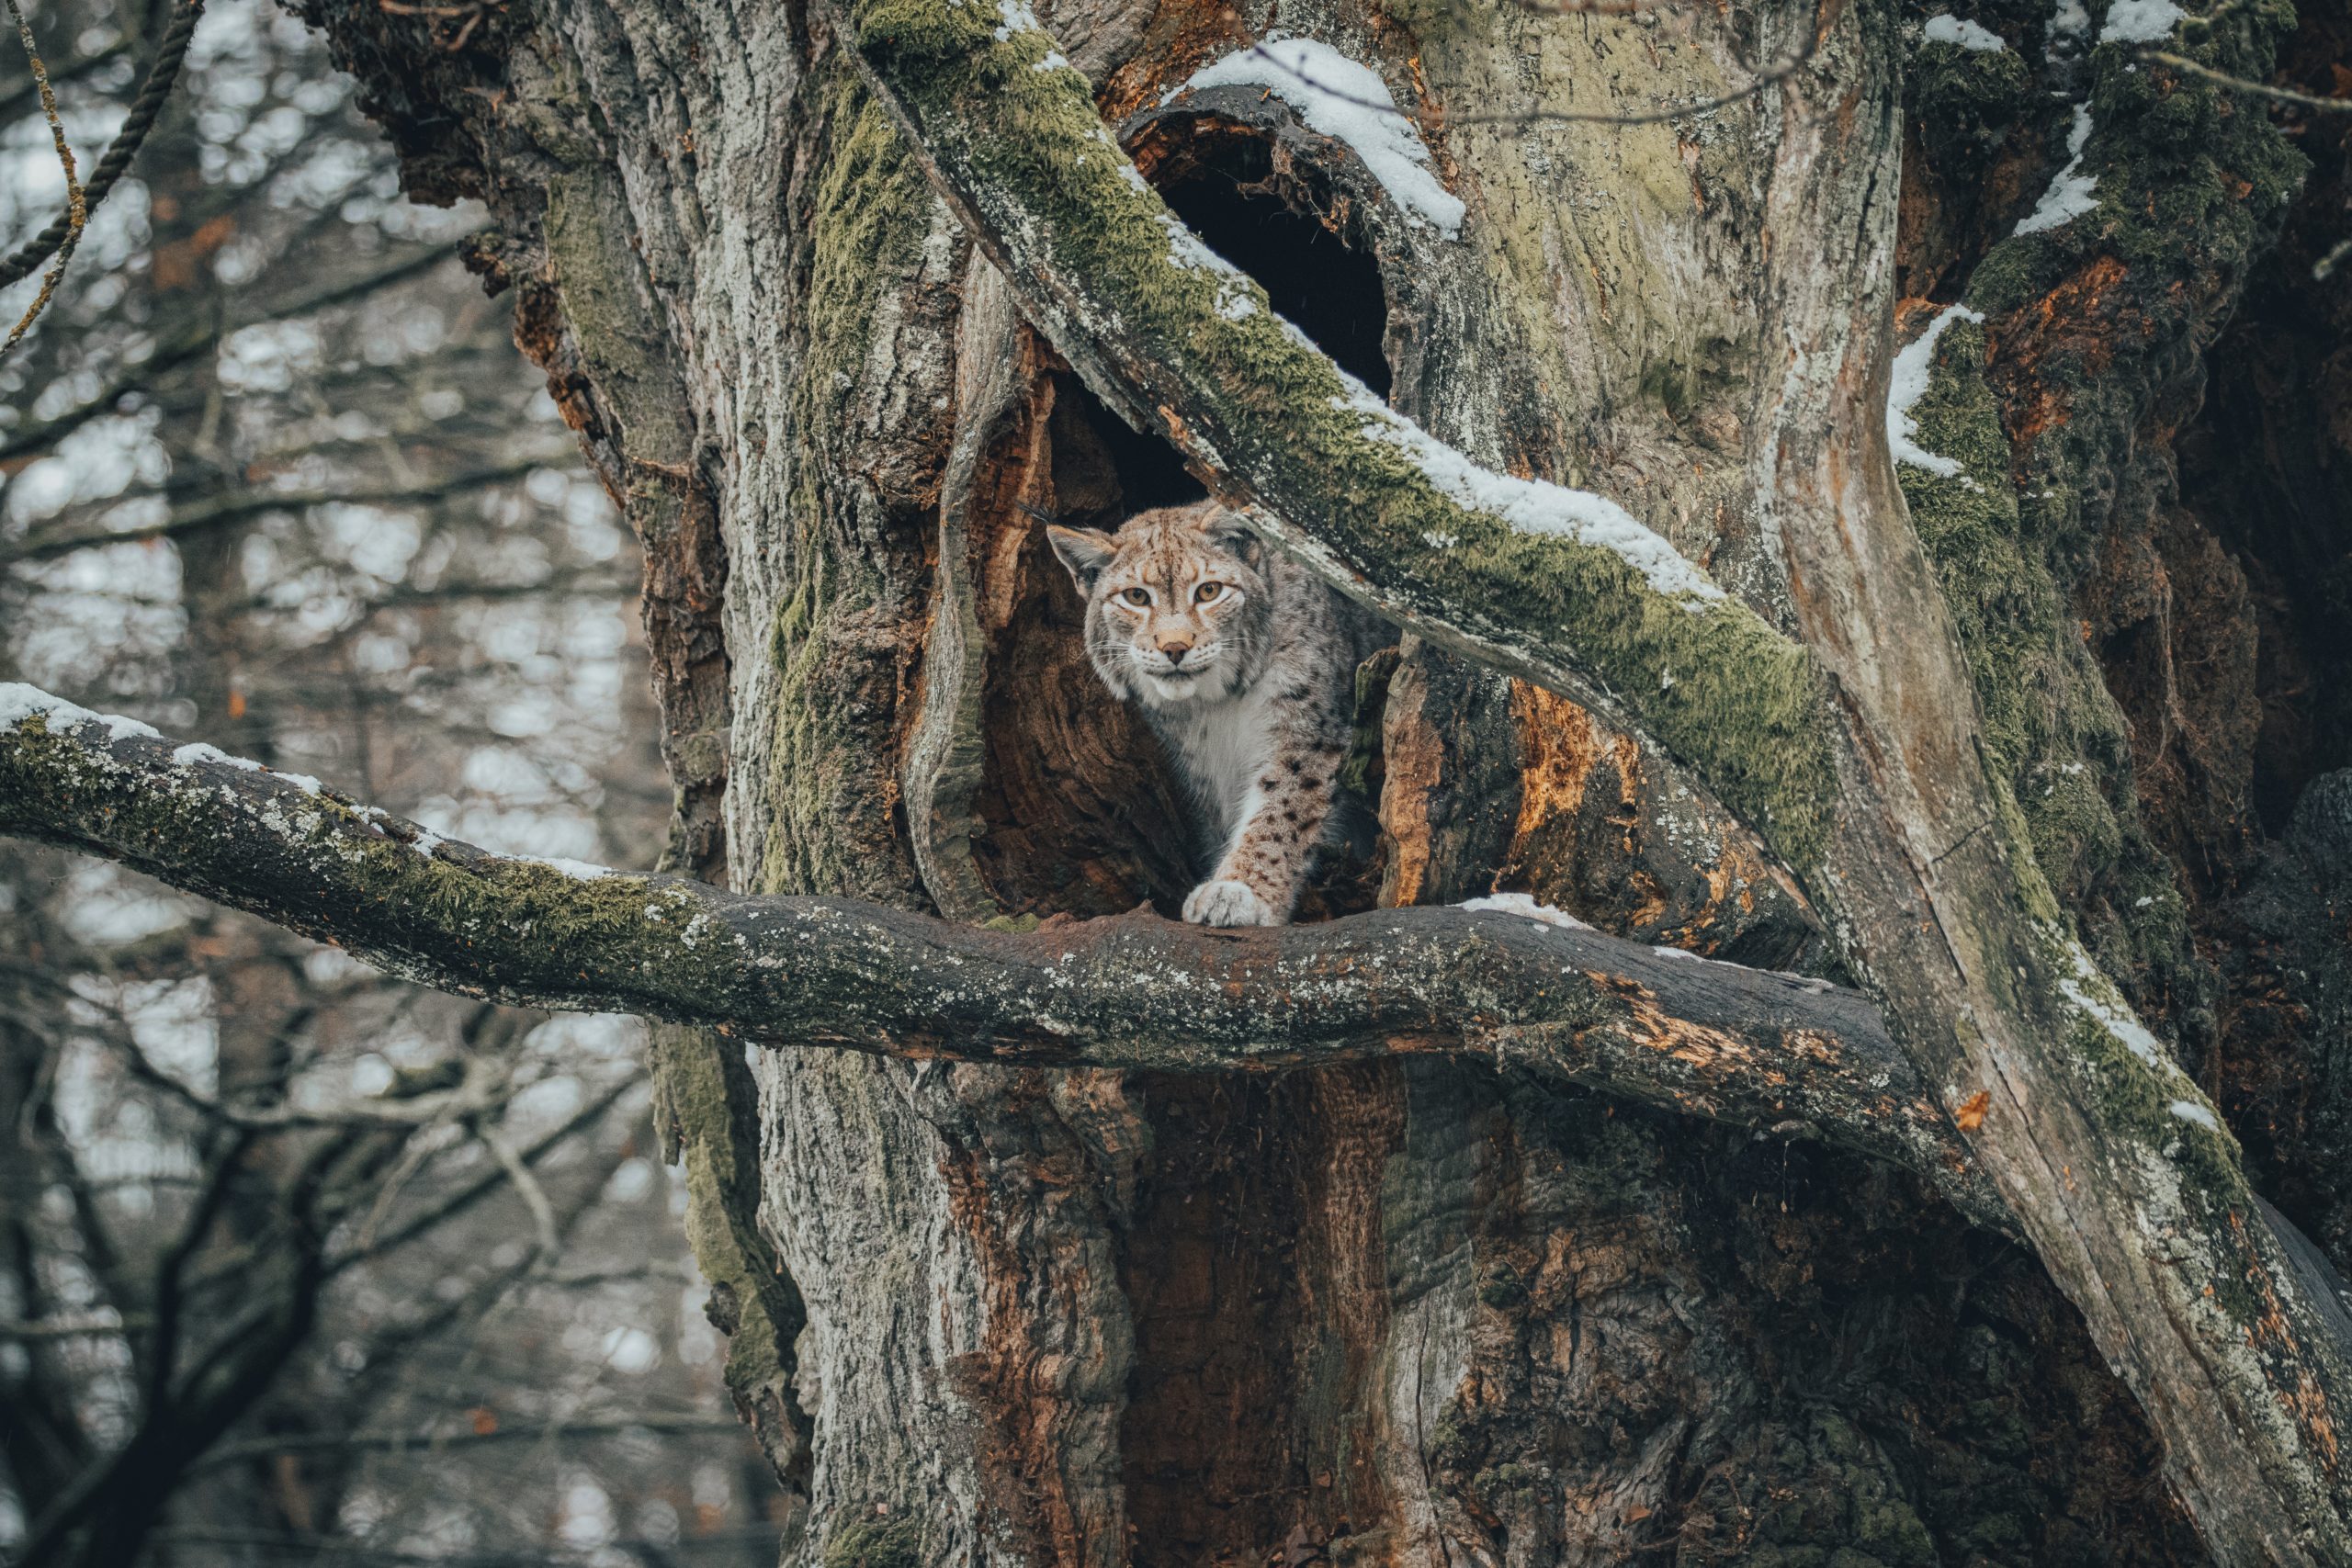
left=1154, top=211, right=1263, bottom=324
left=2014, top=104, right=2098, bottom=235
left=522, top=856, right=616, bottom=881
left=1, top=682, right=161, bottom=742
left=2055, top=936, right=2165, bottom=1068
left=1458, top=892, right=1594, bottom=931
left=2169, top=1099, right=2220, bottom=1131
left=2, top=683, right=322, bottom=795
left=1887, top=303, right=1986, bottom=479
left=1336, top=384, right=1728, bottom=609
left=170, top=741, right=321, bottom=795
left=1924, top=15, right=2007, bottom=51
left=2098, top=0, right=2183, bottom=43
left=990, top=0, right=1040, bottom=40
left=1173, top=36, right=1465, bottom=238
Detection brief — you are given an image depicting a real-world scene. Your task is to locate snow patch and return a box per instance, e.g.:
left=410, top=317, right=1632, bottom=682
left=2098, top=0, right=2183, bottom=43
left=2056, top=938, right=2166, bottom=1067
left=1033, top=49, right=1070, bottom=72
left=2015, top=104, right=2098, bottom=235
left=1924, top=14, right=2007, bottom=50
left=1888, top=303, right=1987, bottom=478
left=2051, top=0, right=2091, bottom=33
left=991, top=0, right=1040, bottom=40
left=522, top=855, right=615, bottom=881
left=166, top=739, right=319, bottom=794
left=1459, top=892, right=1593, bottom=931
left=2168, top=1099, right=2219, bottom=1131
left=1340, top=385, right=1726, bottom=609
left=0, top=682, right=162, bottom=741
left=1158, top=211, right=1235, bottom=276
left=1173, top=37, right=1465, bottom=238
left=172, top=741, right=261, bottom=771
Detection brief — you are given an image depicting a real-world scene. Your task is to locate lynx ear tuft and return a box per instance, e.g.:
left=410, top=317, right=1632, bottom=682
left=1046, top=525, right=1118, bottom=588
left=1205, top=510, right=1264, bottom=570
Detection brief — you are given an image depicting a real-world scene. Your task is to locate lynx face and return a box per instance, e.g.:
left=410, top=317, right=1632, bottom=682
left=1047, top=502, right=1273, bottom=708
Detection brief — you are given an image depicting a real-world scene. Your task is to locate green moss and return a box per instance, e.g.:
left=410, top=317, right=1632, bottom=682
left=759, top=72, right=939, bottom=900
left=1897, top=318, right=2193, bottom=999
left=654, top=1023, right=806, bottom=1444
left=821, top=1517, right=924, bottom=1568
left=1910, top=39, right=2035, bottom=172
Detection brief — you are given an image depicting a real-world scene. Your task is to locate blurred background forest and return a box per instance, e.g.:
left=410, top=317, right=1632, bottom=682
left=0, top=0, right=789, bottom=1562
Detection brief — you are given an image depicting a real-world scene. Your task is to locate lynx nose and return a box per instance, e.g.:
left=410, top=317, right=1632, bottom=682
left=1157, top=636, right=1194, bottom=665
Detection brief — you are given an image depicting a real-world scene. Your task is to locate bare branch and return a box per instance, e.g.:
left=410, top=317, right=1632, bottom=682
left=2142, top=49, right=2352, bottom=113
left=191, top=1416, right=747, bottom=1468
left=472, top=1118, right=560, bottom=1261
left=2, top=0, right=86, bottom=357
left=0, top=1312, right=153, bottom=1340
left=0, top=242, right=464, bottom=468
left=1, top=460, right=547, bottom=567
left=0, top=0, right=211, bottom=299
left=1221, top=32, right=1821, bottom=130
left=0, top=683, right=2007, bottom=1227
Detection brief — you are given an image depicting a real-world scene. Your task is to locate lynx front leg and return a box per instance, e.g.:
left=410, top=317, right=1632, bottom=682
left=1182, top=739, right=1349, bottom=928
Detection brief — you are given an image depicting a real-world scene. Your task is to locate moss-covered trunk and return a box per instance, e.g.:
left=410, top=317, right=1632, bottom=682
left=288, top=0, right=2352, bottom=1556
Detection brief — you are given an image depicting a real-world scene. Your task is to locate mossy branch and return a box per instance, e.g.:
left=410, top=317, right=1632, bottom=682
left=1, top=685, right=2002, bottom=1227
left=828, top=0, right=1837, bottom=870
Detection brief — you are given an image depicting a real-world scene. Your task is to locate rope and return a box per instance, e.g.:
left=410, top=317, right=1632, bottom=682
left=0, top=0, right=208, bottom=292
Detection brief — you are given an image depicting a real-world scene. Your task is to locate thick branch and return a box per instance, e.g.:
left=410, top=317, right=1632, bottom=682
left=831, top=0, right=1837, bottom=868
left=0, top=685, right=2004, bottom=1227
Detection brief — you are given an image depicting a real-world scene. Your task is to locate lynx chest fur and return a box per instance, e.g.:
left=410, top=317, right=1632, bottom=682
left=1049, top=502, right=1378, bottom=927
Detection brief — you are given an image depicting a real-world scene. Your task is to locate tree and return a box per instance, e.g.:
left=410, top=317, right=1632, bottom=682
left=1, top=0, right=786, bottom=1559
left=6, top=0, right=2352, bottom=1560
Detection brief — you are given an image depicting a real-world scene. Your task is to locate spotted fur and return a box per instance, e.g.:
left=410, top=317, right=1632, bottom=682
left=1048, top=502, right=1378, bottom=927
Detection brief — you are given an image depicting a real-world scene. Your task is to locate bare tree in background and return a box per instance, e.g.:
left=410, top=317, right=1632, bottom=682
left=2, top=1, right=784, bottom=1562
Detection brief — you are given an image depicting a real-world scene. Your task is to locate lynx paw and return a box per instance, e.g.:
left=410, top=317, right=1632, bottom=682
left=1182, top=879, right=1278, bottom=928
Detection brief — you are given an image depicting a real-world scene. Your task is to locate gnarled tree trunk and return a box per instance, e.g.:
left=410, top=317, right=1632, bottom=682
left=14, top=0, right=2350, bottom=1559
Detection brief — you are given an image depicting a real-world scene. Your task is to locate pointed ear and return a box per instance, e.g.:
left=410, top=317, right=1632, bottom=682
left=1046, top=525, right=1117, bottom=589
left=1205, top=509, right=1264, bottom=570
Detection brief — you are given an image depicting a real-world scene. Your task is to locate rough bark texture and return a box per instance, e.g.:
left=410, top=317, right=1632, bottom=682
left=44, top=0, right=2349, bottom=1560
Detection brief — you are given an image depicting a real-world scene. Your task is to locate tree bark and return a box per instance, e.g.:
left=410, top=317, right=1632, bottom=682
left=18, top=0, right=2345, bottom=1559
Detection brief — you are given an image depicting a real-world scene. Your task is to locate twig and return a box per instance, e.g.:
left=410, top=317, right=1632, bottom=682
left=324, top=1077, right=639, bottom=1278
left=2, top=0, right=85, bottom=357
left=193, top=1416, right=752, bottom=1466
left=0, top=1312, right=155, bottom=1339
left=2315, top=234, right=2352, bottom=283
left=1221, top=27, right=1819, bottom=130
left=147, top=1525, right=780, bottom=1563
left=473, top=1116, right=561, bottom=1262
left=2141, top=49, right=2352, bottom=113
left=0, top=241, right=466, bottom=468
left=0, top=0, right=210, bottom=295
left=0, top=33, right=128, bottom=126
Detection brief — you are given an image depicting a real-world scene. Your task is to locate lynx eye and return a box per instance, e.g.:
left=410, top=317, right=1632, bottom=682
left=1194, top=582, right=1225, bottom=604
left=1119, top=587, right=1152, bottom=607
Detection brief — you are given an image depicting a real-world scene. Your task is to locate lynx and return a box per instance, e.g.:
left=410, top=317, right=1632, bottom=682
left=1048, top=501, right=1379, bottom=927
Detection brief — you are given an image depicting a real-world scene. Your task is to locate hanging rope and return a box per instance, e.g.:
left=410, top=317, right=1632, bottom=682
left=0, top=0, right=209, bottom=293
